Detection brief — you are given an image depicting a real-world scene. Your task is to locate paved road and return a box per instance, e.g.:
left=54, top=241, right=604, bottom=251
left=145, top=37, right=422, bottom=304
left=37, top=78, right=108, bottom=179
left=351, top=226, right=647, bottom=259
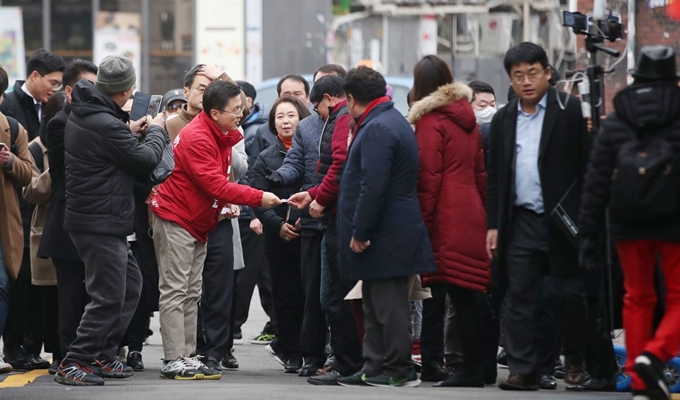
left=0, top=289, right=630, bottom=400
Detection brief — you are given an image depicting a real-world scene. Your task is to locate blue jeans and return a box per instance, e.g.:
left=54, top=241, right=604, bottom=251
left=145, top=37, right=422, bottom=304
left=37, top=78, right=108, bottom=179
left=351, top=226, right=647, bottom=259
left=0, top=244, right=9, bottom=337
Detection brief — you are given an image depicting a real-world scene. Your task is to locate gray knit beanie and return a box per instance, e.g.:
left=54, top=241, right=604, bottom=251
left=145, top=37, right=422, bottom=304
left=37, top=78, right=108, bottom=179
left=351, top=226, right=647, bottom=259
left=95, top=55, right=136, bottom=95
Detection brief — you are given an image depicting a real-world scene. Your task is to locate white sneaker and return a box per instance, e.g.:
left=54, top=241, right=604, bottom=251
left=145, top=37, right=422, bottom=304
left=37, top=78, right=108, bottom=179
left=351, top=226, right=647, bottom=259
left=160, top=358, right=201, bottom=380
left=0, top=354, right=12, bottom=374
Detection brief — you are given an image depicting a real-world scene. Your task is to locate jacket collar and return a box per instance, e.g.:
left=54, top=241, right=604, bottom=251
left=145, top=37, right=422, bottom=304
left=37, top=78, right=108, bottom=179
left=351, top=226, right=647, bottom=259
left=407, top=83, right=473, bottom=124
left=196, top=111, right=243, bottom=148
left=179, top=104, right=199, bottom=124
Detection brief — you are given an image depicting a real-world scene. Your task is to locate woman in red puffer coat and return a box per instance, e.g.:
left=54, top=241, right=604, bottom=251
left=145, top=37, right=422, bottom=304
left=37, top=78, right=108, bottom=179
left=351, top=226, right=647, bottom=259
left=407, top=55, right=489, bottom=387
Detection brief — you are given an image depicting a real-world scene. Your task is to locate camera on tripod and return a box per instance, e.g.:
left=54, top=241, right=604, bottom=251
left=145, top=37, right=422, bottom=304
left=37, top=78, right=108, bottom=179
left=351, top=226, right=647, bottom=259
left=562, top=11, right=623, bottom=42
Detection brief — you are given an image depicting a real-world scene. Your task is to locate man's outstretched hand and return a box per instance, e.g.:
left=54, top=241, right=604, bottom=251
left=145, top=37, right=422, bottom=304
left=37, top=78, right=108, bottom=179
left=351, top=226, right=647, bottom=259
left=288, top=191, right=312, bottom=210
left=261, top=192, right=282, bottom=209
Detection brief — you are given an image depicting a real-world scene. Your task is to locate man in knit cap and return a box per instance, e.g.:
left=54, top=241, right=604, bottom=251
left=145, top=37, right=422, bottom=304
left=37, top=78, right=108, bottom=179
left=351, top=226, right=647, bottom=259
left=54, top=55, right=166, bottom=386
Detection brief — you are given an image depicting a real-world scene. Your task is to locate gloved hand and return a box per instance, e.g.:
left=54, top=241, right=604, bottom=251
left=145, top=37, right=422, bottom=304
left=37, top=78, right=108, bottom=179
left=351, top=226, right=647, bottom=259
left=578, top=235, right=600, bottom=271
left=265, top=168, right=284, bottom=186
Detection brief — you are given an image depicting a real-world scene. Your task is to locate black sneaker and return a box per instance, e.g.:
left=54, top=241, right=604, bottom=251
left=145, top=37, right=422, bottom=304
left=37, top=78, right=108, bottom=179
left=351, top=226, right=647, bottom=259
left=92, top=358, right=134, bottom=379
left=285, top=357, right=302, bottom=374
left=420, top=364, right=450, bottom=382
left=234, top=330, right=244, bottom=345
left=49, top=359, right=61, bottom=375
left=307, top=369, right=341, bottom=385
left=338, top=371, right=369, bottom=387
left=221, top=353, right=239, bottom=370
left=54, top=362, right=105, bottom=386
left=127, top=351, right=144, bottom=371
left=188, top=356, right=221, bottom=380
left=434, top=372, right=485, bottom=388
left=634, top=353, right=670, bottom=400
left=202, top=356, right=223, bottom=372
left=265, top=344, right=285, bottom=367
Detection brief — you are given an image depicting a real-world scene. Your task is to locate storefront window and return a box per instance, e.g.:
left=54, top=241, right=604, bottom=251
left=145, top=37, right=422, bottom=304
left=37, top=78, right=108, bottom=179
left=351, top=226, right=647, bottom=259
left=51, top=0, right=93, bottom=62
left=148, top=0, right=193, bottom=95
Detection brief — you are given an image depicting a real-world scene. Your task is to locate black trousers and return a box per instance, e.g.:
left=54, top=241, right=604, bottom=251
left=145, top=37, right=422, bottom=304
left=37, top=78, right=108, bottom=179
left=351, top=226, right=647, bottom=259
left=234, top=219, right=276, bottom=334
left=504, top=207, right=587, bottom=376
left=422, top=283, right=481, bottom=375
left=475, top=292, right=499, bottom=380
left=123, top=241, right=151, bottom=353
left=196, top=219, right=234, bottom=359
left=64, top=233, right=142, bottom=365
left=536, top=276, right=565, bottom=375
left=53, top=258, right=89, bottom=357
left=325, top=215, right=363, bottom=375
left=300, top=230, right=327, bottom=366
left=584, top=297, right=617, bottom=379
left=4, top=248, right=44, bottom=355
left=362, top=276, right=414, bottom=378
left=267, top=251, right=304, bottom=360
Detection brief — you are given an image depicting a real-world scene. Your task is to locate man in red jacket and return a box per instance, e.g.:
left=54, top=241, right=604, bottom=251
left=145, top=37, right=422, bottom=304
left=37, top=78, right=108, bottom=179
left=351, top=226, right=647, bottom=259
left=151, top=80, right=281, bottom=380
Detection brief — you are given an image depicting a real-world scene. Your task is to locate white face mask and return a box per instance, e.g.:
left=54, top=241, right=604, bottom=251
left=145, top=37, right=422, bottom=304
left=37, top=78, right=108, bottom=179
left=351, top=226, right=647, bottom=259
left=475, top=106, right=497, bottom=124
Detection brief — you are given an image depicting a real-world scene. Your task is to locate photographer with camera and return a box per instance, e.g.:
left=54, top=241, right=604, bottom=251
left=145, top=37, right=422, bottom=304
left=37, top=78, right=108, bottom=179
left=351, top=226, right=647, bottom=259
left=579, top=46, right=680, bottom=400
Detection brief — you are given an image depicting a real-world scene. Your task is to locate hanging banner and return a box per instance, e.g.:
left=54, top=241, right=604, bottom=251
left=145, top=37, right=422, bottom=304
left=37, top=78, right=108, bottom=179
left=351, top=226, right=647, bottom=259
left=420, top=15, right=438, bottom=57
left=93, top=12, right=142, bottom=89
left=196, top=0, right=245, bottom=79
left=0, top=7, right=26, bottom=88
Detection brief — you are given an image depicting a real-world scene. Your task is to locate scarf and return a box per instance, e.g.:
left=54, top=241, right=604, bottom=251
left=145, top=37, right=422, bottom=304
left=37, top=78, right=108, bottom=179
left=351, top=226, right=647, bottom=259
left=347, top=96, right=391, bottom=148
left=278, top=134, right=293, bottom=150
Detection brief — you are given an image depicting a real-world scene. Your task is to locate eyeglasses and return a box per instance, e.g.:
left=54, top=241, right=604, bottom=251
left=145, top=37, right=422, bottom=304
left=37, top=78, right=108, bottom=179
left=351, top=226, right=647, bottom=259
left=41, top=74, right=63, bottom=90
left=218, top=105, right=245, bottom=116
left=166, top=102, right=184, bottom=112
left=511, top=69, right=546, bottom=84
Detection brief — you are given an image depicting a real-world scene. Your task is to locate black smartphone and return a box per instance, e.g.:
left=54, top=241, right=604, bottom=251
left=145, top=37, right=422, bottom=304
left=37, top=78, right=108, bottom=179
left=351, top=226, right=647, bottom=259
left=130, top=92, right=151, bottom=121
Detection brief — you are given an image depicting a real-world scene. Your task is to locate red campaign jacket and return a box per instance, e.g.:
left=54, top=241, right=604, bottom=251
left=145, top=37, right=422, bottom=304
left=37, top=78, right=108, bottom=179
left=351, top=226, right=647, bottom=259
left=407, top=83, right=490, bottom=292
left=308, top=113, right=351, bottom=211
left=152, top=112, right=263, bottom=243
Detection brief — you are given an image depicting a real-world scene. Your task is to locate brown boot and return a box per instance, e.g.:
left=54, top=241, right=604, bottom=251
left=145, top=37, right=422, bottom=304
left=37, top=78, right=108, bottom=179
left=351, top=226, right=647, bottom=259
left=563, top=364, right=588, bottom=385
left=499, top=373, right=540, bottom=391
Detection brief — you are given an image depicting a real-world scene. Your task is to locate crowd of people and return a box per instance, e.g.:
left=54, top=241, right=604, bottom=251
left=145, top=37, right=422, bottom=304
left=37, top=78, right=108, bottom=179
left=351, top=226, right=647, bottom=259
left=0, top=41, right=679, bottom=400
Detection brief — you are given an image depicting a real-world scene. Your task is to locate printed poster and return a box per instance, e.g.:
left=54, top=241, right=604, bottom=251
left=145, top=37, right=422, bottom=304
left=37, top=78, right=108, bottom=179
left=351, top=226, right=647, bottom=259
left=0, top=7, right=26, bottom=89
left=94, top=12, right=142, bottom=90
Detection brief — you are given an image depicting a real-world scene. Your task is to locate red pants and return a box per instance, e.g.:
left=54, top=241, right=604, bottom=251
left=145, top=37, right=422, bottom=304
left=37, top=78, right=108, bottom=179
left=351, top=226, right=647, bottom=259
left=617, top=240, right=680, bottom=390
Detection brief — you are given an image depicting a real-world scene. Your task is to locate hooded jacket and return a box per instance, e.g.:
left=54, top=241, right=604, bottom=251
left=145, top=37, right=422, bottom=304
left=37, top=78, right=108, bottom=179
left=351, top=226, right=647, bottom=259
left=64, top=80, right=165, bottom=236
left=579, top=82, right=680, bottom=241
left=408, top=83, right=489, bottom=292
left=152, top=112, right=263, bottom=243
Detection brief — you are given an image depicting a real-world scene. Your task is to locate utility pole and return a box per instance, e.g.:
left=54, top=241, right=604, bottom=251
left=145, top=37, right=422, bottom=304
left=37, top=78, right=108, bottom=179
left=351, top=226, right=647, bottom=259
left=523, top=0, right=531, bottom=42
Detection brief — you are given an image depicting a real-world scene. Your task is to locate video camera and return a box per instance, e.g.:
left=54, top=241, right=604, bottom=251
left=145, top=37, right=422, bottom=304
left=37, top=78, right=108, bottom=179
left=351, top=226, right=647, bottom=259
left=562, top=11, right=623, bottom=42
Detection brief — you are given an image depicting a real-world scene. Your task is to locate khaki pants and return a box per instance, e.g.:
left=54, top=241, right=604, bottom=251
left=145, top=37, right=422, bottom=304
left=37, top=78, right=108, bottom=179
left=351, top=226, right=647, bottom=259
left=153, top=215, right=207, bottom=360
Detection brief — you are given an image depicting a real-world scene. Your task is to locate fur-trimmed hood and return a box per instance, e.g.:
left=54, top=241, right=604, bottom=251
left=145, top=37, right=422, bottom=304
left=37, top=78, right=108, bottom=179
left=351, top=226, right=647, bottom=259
left=407, top=83, right=476, bottom=131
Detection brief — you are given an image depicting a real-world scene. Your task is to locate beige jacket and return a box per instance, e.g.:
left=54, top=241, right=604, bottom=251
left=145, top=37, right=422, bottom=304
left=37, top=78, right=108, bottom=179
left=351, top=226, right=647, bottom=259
left=23, top=137, right=57, bottom=285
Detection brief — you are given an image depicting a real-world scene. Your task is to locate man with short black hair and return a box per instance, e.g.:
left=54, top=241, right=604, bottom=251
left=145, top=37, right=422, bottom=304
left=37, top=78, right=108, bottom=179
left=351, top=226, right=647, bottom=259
left=277, top=74, right=310, bottom=105
left=39, top=59, right=98, bottom=374
left=487, top=42, right=590, bottom=391
left=313, top=64, right=347, bottom=82
left=1, top=48, right=65, bottom=372
left=336, top=67, right=436, bottom=388
left=55, top=55, right=166, bottom=386
left=152, top=80, right=281, bottom=380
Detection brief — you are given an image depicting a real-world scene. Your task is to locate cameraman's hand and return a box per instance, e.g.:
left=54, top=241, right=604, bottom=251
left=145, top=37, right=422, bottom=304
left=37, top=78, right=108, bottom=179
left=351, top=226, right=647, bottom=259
left=150, top=113, right=166, bottom=128
left=130, top=116, right=149, bottom=135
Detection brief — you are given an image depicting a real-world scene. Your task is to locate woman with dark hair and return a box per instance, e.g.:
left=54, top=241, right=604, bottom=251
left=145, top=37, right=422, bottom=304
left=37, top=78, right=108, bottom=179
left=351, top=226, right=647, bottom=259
left=250, top=96, right=311, bottom=374
left=407, top=55, right=489, bottom=387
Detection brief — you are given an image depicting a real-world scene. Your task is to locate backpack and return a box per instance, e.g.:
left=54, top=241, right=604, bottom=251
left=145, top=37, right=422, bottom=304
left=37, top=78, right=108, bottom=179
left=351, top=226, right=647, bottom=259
left=7, top=115, right=20, bottom=156
left=609, top=127, right=680, bottom=226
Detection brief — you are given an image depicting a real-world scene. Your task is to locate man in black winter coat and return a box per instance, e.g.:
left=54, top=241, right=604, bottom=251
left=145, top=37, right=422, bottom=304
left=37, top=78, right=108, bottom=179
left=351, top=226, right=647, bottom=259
left=579, top=46, right=680, bottom=400
left=39, top=59, right=98, bottom=373
left=54, top=55, right=165, bottom=386
left=0, top=48, right=65, bottom=371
